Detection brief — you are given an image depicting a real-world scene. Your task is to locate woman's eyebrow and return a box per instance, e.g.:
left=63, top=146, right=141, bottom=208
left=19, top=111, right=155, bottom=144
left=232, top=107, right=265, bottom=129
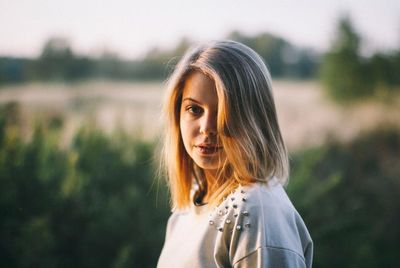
left=182, top=97, right=202, bottom=104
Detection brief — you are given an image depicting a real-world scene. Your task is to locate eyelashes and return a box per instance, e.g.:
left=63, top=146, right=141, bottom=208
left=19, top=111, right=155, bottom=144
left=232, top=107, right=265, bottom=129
left=182, top=103, right=218, bottom=119
left=185, top=105, right=203, bottom=116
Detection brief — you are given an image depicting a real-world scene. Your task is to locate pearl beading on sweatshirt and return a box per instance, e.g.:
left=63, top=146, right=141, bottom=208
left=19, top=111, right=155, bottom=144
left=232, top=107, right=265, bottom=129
left=208, top=186, right=251, bottom=233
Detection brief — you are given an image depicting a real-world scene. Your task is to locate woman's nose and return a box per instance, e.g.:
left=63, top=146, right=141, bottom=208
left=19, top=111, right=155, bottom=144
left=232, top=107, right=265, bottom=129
left=199, top=112, right=217, bottom=136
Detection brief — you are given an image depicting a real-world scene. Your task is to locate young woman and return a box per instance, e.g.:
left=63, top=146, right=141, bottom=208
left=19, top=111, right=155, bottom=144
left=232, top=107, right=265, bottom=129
left=157, top=40, right=313, bottom=267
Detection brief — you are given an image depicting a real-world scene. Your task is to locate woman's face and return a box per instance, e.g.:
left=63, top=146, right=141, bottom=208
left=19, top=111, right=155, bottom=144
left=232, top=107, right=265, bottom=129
left=180, top=71, right=226, bottom=173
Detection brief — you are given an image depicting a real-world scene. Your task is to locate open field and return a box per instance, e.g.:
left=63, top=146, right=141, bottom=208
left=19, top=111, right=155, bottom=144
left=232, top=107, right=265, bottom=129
left=1, top=80, right=400, bottom=151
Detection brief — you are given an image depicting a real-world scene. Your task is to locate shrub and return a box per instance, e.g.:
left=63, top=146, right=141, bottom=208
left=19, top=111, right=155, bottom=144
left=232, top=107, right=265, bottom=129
left=0, top=104, right=169, bottom=268
left=288, top=127, right=400, bottom=268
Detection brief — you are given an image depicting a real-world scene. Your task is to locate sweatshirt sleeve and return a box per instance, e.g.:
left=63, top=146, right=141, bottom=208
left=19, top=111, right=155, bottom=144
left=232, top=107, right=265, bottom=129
left=212, top=183, right=313, bottom=268
left=232, top=246, right=307, bottom=268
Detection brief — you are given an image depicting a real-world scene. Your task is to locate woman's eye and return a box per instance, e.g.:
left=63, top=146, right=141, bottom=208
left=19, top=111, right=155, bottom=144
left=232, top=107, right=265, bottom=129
left=186, top=105, right=203, bottom=115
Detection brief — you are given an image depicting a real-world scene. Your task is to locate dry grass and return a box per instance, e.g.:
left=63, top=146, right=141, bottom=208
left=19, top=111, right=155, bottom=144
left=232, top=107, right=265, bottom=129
left=1, top=80, right=400, bottom=152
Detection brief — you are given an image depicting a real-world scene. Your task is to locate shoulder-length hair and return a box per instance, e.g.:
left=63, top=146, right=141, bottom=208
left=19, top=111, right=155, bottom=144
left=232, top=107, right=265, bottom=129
left=161, top=40, right=288, bottom=209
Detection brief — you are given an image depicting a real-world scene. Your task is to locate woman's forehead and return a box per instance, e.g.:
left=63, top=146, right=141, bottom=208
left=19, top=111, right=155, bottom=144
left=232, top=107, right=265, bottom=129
left=181, top=72, right=218, bottom=105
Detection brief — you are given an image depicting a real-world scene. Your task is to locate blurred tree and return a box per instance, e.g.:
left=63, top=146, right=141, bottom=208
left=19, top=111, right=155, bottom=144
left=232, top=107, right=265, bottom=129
left=139, top=38, right=192, bottom=79
left=229, top=31, right=290, bottom=77
left=94, top=51, right=124, bottom=79
left=0, top=58, right=27, bottom=84
left=293, top=49, right=319, bottom=78
left=0, top=32, right=320, bottom=84
left=320, top=16, right=373, bottom=102
left=228, top=31, right=319, bottom=79
left=40, top=37, right=74, bottom=60
left=37, top=37, right=74, bottom=80
left=368, top=52, right=400, bottom=99
left=36, top=37, right=94, bottom=81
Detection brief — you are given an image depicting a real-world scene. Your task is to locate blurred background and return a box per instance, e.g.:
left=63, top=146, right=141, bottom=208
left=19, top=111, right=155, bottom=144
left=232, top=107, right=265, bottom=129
left=1, top=0, right=400, bottom=267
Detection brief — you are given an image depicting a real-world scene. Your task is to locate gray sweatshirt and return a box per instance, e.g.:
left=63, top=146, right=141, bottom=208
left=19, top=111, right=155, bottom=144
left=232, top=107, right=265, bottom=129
left=157, top=179, right=313, bottom=268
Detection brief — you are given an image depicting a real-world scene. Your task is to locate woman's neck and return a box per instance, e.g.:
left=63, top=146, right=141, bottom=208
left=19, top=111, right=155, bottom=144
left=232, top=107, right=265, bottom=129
left=202, top=170, right=219, bottom=203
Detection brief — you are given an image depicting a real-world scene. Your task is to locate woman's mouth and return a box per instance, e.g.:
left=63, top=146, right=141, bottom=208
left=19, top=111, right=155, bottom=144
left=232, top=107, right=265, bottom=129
left=195, top=145, right=222, bottom=155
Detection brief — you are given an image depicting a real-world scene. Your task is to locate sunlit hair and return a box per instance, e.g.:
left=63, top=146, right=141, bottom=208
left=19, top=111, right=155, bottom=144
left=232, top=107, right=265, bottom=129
left=161, top=40, right=289, bottom=209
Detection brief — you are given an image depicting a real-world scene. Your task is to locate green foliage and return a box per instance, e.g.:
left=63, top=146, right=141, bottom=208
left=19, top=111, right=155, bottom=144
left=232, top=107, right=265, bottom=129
left=3, top=100, right=399, bottom=267
left=288, top=127, right=400, bottom=268
left=0, top=103, right=169, bottom=268
left=0, top=57, right=36, bottom=84
left=320, top=16, right=373, bottom=102
left=367, top=52, right=400, bottom=99
left=0, top=32, right=319, bottom=85
left=320, top=16, right=400, bottom=103
left=36, top=37, right=95, bottom=82
left=228, top=31, right=318, bottom=78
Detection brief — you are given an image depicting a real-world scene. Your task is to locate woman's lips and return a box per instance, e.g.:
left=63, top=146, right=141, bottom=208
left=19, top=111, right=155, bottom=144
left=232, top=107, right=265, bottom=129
left=194, top=145, right=222, bottom=155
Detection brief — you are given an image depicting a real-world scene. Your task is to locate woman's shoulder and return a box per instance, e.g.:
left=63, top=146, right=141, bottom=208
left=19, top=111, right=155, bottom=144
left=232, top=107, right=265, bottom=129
left=208, top=178, right=312, bottom=264
left=243, top=178, right=297, bottom=215
left=208, top=178, right=298, bottom=232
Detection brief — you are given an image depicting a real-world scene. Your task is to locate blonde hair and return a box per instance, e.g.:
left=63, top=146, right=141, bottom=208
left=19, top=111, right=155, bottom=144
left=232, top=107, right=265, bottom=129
left=161, top=40, right=288, bottom=209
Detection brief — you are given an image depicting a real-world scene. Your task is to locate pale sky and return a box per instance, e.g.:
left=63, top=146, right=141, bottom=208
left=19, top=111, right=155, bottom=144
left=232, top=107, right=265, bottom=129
left=0, top=0, right=399, bottom=59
